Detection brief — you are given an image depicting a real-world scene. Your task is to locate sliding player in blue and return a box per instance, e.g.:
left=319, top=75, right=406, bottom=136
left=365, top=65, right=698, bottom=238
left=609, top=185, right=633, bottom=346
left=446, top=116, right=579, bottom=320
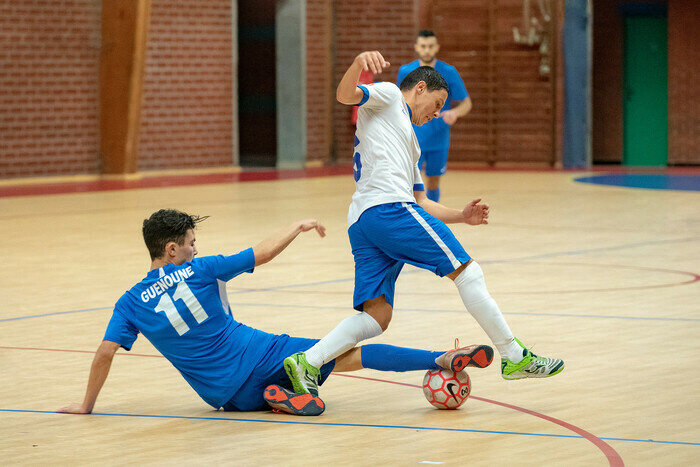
left=57, top=209, right=493, bottom=417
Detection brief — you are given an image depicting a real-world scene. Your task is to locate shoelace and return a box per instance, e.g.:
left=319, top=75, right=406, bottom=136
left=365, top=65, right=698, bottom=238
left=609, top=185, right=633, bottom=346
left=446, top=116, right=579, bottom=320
left=528, top=344, right=539, bottom=358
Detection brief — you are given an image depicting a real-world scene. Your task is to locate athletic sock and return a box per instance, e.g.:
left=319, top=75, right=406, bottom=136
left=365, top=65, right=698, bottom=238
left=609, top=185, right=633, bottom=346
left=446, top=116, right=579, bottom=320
left=360, top=344, right=442, bottom=372
left=304, top=312, right=383, bottom=368
left=426, top=188, right=440, bottom=202
left=453, top=261, right=523, bottom=363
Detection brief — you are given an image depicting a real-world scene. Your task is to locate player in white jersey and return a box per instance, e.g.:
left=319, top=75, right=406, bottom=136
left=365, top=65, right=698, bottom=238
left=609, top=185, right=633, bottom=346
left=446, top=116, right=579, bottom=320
left=348, top=80, right=423, bottom=226
left=283, top=51, right=564, bottom=406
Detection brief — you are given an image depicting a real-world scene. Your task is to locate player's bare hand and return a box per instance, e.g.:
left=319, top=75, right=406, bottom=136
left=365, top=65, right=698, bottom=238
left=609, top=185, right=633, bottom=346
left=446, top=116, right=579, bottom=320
left=297, top=219, right=326, bottom=237
left=56, top=403, right=90, bottom=414
left=462, top=198, right=489, bottom=225
left=355, top=51, right=390, bottom=75
left=440, top=109, right=458, bottom=126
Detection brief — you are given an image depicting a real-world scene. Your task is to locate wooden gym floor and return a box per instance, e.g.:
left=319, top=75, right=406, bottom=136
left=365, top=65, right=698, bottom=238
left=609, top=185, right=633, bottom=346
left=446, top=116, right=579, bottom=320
left=1, top=167, right=698, bottom=466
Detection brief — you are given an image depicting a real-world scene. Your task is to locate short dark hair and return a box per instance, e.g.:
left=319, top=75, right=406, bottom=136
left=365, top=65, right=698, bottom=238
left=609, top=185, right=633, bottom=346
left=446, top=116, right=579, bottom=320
left=399, top=66, right=449, bottom=93
left=417, top=30, right=437, bottom=39
left=142, top=209, right=208, bottom=260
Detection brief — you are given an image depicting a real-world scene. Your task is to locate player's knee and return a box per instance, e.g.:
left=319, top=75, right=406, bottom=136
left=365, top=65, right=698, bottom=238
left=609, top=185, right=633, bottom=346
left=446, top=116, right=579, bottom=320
left=371, top=309, right=392, bottom=331
left=364, top=298, right=393, bottom=331
left=453, top=261, right=492, bottom=305
left=447, top=260, right=471, bottom=280
left=375, top=314, right=392, bottom=331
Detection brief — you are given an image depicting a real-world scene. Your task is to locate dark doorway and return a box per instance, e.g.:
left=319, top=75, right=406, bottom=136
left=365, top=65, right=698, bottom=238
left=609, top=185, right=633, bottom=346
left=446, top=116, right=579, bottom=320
left=238, top=0, right=277, bottom=167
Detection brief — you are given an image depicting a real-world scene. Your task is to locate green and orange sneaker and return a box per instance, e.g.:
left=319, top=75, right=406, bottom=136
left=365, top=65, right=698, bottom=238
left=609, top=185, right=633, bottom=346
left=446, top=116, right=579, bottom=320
left=501, top=338, right=564, bottom=380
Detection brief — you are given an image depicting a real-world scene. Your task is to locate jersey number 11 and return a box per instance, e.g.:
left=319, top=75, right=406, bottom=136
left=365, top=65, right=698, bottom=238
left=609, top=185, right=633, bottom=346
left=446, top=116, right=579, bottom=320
left=154, top=281, right=208, bottom=336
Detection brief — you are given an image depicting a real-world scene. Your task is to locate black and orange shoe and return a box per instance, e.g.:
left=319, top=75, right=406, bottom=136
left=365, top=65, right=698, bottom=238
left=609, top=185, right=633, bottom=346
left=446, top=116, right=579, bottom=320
left=264, top=385, right=325, bottom=416
left=435, top=339, right=494, bottom=372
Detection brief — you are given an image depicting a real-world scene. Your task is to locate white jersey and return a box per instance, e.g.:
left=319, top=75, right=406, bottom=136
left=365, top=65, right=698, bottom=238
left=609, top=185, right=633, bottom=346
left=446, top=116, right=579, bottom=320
left=347, top=82, right=424, bottom=227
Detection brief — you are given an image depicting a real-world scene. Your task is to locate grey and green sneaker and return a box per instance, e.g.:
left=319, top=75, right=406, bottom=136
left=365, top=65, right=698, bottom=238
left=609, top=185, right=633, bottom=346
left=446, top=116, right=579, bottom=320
left=283, top=352, right=321, bottom=396
left=501, top=338, right=564, bottom=380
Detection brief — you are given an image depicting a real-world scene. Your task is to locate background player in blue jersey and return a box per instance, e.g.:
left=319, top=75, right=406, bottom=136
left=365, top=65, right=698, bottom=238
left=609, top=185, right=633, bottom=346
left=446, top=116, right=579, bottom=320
left=283, top=51, right=563, bottom=403
left=57, top=209, right=493, bottom=416
left=396, top=30, right=472, bottom=202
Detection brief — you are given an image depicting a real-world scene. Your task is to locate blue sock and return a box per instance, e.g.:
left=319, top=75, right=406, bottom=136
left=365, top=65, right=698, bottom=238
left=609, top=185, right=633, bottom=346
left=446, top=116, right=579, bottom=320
left=426, top=188, right=440, bottom=202
left=360, top=344, right=442, bottom=372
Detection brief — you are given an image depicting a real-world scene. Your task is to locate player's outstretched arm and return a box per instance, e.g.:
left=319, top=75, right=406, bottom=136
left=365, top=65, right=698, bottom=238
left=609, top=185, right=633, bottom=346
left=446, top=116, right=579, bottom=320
left=57, top=340, right=120, bottom=414
left=415, top=190, right=489, bottom=226
left=336, top=51, right=390, bottom=105
left=253, top=219, right=326, bottom=267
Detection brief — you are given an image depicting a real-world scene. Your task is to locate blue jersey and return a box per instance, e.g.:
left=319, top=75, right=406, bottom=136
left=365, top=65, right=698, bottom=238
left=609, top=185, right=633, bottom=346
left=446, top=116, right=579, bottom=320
left=396, top=60, right=469, bottom=151
left=103, top=249, right=282, bottom=409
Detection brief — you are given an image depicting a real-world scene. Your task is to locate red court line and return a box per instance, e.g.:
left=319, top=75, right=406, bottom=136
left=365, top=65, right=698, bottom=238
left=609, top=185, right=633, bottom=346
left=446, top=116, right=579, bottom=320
left=494, top=261, right=700, bottom=295
left=1, top=345, right=624, bottom=466
left=448, top=165, right=700, bottom=174
left=0, top=346, right=161, bottom=358
left=471, top=395, right=624, bottom=467
left=5, top=165, right=698, bottom=198
left=0, top=166, right=352, bottom=198
left=338, top=373, right=624, bottom=467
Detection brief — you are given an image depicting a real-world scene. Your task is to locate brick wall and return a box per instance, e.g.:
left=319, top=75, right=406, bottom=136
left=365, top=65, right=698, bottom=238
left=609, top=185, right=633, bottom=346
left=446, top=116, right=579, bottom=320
left=330, top=0, right=560, bottom=165
left=433, top=0, right=491, bottom=163
left=332, top=0, right=417, bottom=163
left=435, top=0, right=558, bottom=165
left=668, top=0, right=700, bottom=165
left=3, top=1, right=697, bottom=180
left=305, top=0, right=333, bottom=164
left=304, top=0, right=700, bottom=167
left=137, top=0, right=233, bottom=170
left=0, top=0, right=101, bottom=178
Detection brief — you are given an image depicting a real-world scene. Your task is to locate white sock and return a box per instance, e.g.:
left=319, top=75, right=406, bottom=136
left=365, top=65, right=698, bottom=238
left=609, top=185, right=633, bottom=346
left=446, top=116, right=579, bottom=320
left=453, top=261, right=523, bottom=362
left=304, top=312, right=383, bottom=368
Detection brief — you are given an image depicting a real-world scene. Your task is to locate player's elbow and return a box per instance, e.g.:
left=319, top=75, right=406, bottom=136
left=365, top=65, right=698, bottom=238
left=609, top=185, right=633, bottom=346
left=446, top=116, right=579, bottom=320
left=336, top=87, right=361, bottom=106
left=414, top=190, right=428, bottom=205
left=253, top=248, right=273, bottom=267
left=462, top=98, right=473, bottom=115
left=336, top=89, right=353, bottom=105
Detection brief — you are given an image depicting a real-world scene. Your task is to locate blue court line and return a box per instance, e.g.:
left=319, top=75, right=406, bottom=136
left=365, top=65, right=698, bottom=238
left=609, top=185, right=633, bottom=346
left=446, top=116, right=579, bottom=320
left=0, top=306, right=111, bottom=323
left=1, top=409, right=697, bottom=446
left=2, top=300, right=697, bottom=326
left=224, top=237, right=698, bottom=294
left=574, top=174, right=700, bottom=192
left=2, top=236, right=697, bottom=324
left=485, top=237, right=700, bottom=263
left=226, top=302, right=700, bottom=323
left=3, top=302, right=694, bottom=324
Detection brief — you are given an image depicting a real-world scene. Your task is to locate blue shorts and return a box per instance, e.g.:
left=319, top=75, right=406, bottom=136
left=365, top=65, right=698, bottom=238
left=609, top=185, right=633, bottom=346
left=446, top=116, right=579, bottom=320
left=349, top=202, right=471, bottom=311
left=221, top=335, right=334, bottom=412
left=418, top=148, right=449, bottom=177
